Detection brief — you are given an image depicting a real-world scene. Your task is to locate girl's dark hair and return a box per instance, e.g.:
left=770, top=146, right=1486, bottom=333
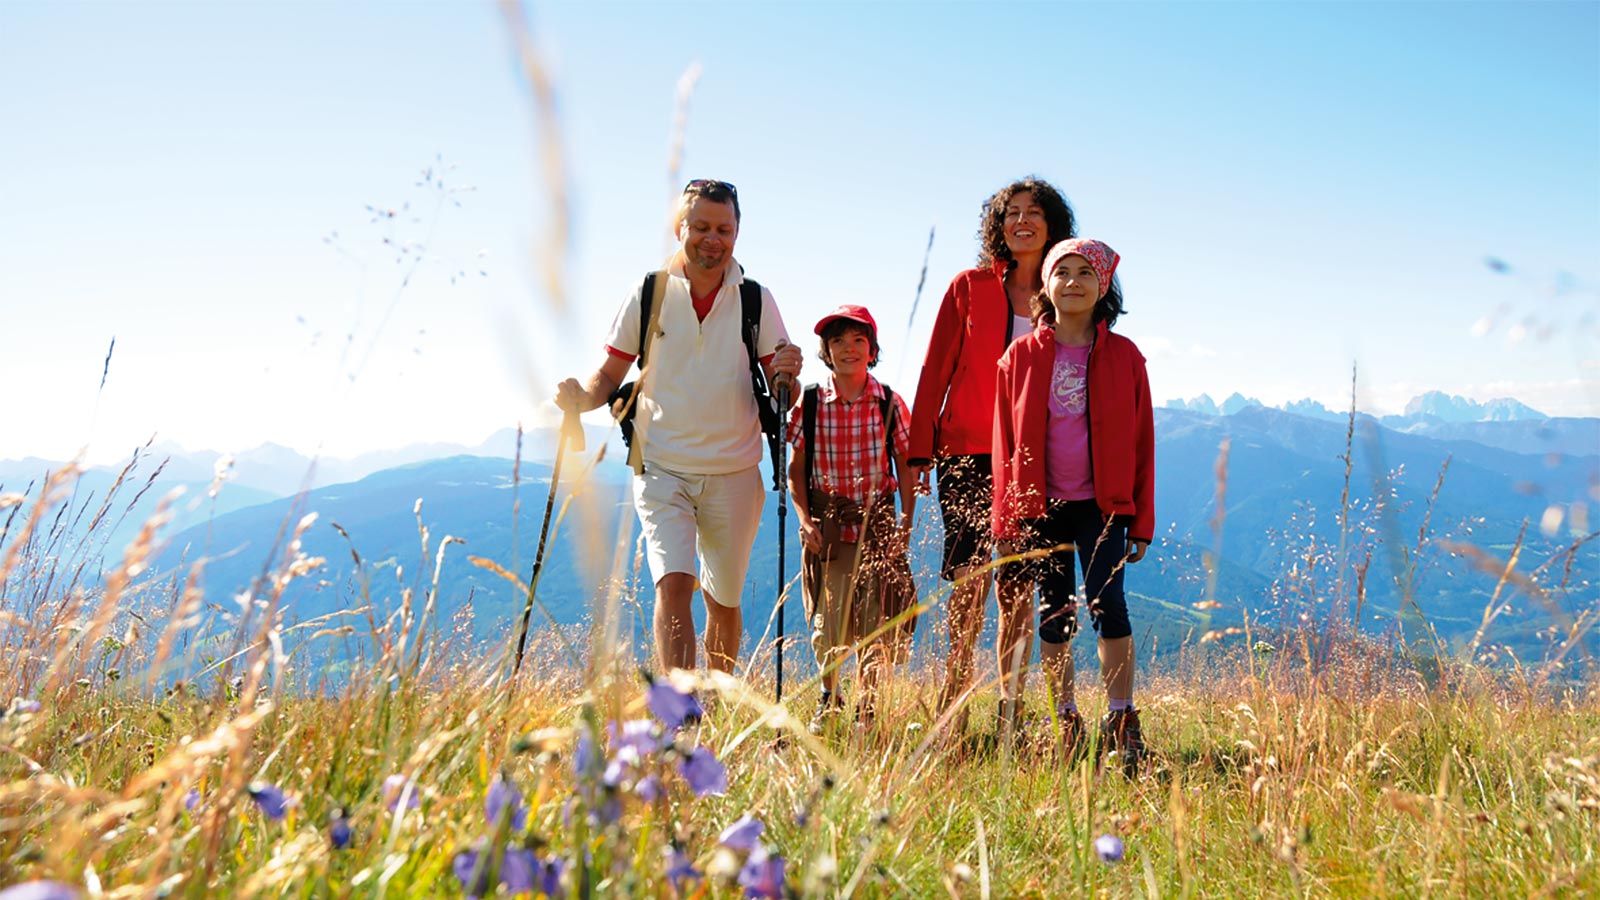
left=976, top=177, right=1076, bottom=269
left=817, top=319, right=880, bottom=370
left=1030, top=275, right=1127, bottom=330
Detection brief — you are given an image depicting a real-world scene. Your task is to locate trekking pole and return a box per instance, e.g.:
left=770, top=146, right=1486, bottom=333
left=775, top=375, right=791, bottom=704
left=514, top=408, right=585, bottom=677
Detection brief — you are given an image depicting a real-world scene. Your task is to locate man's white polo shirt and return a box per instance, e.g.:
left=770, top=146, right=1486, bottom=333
left=604, top=257, right=789, bottom=475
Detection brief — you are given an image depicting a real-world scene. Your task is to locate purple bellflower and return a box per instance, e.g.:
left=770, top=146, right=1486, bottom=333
left=665, top=844, right=701, bottom=889
left=382, top=774, right=419, bottom=812
left=680, top=745, right=727, bottom=797
left=1094, top=833, right=1125, bottom=863
left=485, top=776, right=528, bottom=832
left=247, top=782, right=289, bottom=821
left=330, top=813, right=353, bottom=849
left=646, top=679, right=704, bottom=730
left=738, top=845, right=786, bottom=899
left=0, top=883, right=81, bottom=900
left=719, top=813, right=765, bottom=851
left=635, top=774, right=664, bottom=803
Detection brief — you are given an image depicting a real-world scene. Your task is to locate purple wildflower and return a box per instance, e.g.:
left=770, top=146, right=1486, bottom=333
left=485, top=776, right=528, bottom=831
left=6, top=698, right=42, bottom=716
left=680, top=746, right=727, bottom=797
left=0, top=883, right=80, bottom=900
left=573, top=725, right=599, bottom=781
left=664, top=844, right=700, bottom=889
left=538, top=854, right=567, bottom=897
left=329, top=812, right=352, bottom=849
left=737, top=845, right=786, bottom=898
left=382, top=774, right=419, bottom=812
left=247, top=782, right=290, bottom=821
left=453, top=846, right=491, bottom=899
left=454, top=844, right=543, bottom=899
left=500, top=848, right=537, bottom=894
left=183, top=788, right=201, bottom=812
left=646, top=679, right=704, bottom=730
left=595, top=791, right=622, bottom=826
left=719, top=813, right=765, bottom=851
left=603, top=757, right=628, bottom=788
left=1094, top=833, right=1125, bottom=863
left=635, top=774, right=664, bottom=803
left=608, top=719, right=661, bottom=764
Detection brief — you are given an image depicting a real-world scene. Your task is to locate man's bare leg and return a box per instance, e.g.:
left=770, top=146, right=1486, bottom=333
left=703, top=593, right=743, bottom=673
left=655, top=572, right=698, bottom=671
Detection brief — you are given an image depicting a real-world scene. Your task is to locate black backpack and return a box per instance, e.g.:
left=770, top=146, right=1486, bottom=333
left=608, top=271, right=785, bottom=488
left=800, top=381, right=897, bottom=496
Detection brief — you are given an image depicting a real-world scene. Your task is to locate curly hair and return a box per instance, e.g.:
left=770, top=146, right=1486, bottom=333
left=1030, top=276, right=1127, bottom=330
left=975, top=177, right=1076, bottom=269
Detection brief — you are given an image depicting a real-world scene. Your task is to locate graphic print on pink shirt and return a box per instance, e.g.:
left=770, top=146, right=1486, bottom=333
left=1045, top=342, right=1095, bottom=500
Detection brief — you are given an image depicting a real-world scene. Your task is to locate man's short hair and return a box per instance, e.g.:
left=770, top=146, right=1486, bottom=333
left=675, top=179, right=741, bottom=227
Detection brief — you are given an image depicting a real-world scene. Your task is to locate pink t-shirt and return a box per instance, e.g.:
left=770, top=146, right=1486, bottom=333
left=1046, top=342, right=1095, bottom=501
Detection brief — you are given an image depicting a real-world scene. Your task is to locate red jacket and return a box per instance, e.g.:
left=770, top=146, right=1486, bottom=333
left=908, top=261, right=1027, bottom=464
left=991, top=322, right=1155, bottom=543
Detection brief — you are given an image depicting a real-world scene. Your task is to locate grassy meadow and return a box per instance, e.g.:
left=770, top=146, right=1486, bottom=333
left=1, top=450, right=1598, bottom=900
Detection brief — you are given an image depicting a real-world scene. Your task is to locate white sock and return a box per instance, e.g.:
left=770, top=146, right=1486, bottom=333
left=1057, top=701, right=1078, bottom=717
left=1108, top=697, right=1133, bottom=712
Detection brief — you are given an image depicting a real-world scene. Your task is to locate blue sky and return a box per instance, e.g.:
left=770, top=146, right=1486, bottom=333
left=2, top=1, right=1595, bottom=463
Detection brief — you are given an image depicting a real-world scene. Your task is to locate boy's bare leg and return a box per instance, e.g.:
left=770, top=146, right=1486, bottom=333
left=936, top=566, right=989, bottom=727
left=655, top=572, right=698, bottom=671
left=703, top=594, right=742, bottom=673
left=996, top=576, right=1035, bottom=722
left=1098, top=635, right=1134, bottom=703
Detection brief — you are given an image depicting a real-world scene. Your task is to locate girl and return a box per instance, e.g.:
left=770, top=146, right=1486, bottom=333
left=991, top=238, right=1154, bottom=773
left=907, top=178, right=1077, bottom=735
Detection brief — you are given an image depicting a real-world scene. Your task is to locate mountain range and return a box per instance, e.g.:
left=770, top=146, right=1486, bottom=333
left=5, top=394, right=1596, bottom=681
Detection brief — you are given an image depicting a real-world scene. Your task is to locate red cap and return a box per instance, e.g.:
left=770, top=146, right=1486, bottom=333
left=813, top=304, right=878, bottom=337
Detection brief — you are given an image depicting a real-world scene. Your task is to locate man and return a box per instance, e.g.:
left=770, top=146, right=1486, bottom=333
left=555, top=179, right=802, bottom=673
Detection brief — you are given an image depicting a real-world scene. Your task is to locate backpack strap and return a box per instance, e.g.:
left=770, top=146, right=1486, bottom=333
left=622, top=270, right=671, bottom=474
left=802, top=384, right=820, bottom=496
left=636, top=270, right=669, bottom=370
left=739, top=278, right=785, bottom=490
left=878, top=383, right=897, bottom=473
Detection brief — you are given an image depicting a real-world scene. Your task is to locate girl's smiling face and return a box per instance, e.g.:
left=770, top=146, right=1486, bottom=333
left=1047, top=254, right=1099, bottom=319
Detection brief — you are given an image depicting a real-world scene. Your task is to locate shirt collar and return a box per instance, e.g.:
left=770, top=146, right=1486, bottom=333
left=820, top=373, right=884, bottom=404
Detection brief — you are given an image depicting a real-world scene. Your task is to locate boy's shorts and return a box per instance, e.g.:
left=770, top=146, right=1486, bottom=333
left=633, top=464, right=765, bottom=608
left=801, top=496, right=916, bottom=669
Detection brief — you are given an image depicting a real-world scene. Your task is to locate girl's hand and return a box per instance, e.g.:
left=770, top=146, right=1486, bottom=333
left=1125, top=539, right=1149, bottom=563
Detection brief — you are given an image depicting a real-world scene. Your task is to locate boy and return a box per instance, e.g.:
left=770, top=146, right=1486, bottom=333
left=786, top=305, right=917, bottom=733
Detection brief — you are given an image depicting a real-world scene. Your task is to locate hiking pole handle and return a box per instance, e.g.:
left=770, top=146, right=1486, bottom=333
left=561, top=408, right=585, bottom=453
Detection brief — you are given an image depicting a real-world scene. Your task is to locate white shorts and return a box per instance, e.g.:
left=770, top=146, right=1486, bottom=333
left=633, top=464, right=766, bottom=608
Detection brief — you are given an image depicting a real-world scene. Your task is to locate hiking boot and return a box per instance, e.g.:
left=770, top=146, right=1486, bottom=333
left=1099, top=708, right=1146, bottom=777
left=809, top=690, right=842, bottom=736
left=995, top=699, right=1037, bottom=750
left=1057, top=708, right=1087, bottom=762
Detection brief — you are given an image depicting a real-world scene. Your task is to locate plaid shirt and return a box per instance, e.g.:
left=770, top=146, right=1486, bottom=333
left=786, top=374, right=912, bottom=542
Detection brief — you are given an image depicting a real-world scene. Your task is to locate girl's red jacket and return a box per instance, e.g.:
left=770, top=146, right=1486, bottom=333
left=908, top=261, right=1020, bottom=465
left=991, top=322, right=1155, bottom=543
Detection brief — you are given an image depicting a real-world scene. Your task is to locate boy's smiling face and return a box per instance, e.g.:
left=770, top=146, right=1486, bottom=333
left=824, top=328, right=875, bottom=376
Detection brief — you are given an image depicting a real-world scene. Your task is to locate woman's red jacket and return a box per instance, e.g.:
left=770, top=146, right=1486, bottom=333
left=908, top=261, right=1020, bottom=465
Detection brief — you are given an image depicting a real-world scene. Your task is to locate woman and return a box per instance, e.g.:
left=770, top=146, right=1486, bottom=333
left=907, top=177, right=1075, bottom=736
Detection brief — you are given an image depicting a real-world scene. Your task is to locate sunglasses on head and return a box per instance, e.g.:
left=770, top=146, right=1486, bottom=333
left=683, top=179, right=737, bottom=199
